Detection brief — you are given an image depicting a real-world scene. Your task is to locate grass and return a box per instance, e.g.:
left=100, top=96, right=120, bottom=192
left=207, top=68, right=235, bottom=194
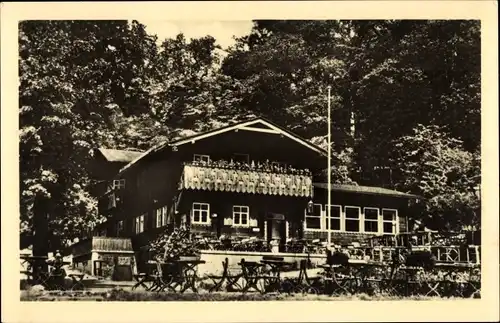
left=21, top=288, right=454, bottom=302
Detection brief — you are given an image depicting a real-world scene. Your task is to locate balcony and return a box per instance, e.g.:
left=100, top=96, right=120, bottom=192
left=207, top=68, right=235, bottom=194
left=98, top=189, right=124, bottom=212
left=179, top=160, right=313, bottom=197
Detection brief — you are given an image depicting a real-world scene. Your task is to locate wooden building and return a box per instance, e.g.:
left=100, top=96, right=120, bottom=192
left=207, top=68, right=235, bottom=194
left=90, top=118, right=419, bottom=250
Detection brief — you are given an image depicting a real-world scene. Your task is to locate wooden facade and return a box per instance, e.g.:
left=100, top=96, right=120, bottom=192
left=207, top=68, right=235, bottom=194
left=92, top=118, right=419, bottom=250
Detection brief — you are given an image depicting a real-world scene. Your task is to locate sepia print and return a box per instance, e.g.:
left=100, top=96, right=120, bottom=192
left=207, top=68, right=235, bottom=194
left=18, top=18, right=483, bottom=303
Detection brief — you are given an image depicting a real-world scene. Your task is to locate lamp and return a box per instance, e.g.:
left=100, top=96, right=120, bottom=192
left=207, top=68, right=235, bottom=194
left=307, top=200, right=314, bottom=214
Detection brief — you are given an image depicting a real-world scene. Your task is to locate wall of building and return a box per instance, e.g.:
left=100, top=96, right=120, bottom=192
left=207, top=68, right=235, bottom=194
left=181, top=190, right=308, bottom=240
left=303, top=190, right=410, bottom=244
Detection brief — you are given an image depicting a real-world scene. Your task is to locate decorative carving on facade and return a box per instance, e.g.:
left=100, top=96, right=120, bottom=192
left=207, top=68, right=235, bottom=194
left=181, top=164, right=313, bottom=197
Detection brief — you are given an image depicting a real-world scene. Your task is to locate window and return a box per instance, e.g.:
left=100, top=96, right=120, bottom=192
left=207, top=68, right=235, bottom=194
left=233, top=205, right=250, bottom=227
left=116, top=220, right=124, bottom=236
left=193, top=154, right=210, bottom=163
left=326, top=205, right=342, bottom=231
left=232, top=153, right=250, bottom=164
left=345, top=206, right=361, bottom=232
left=305, top=203, right=322, bottom=230
left=191, top=202, right=210, bottom=225
left=113, top=179, right=126, bottom=190
left=364, top=207, right=379, bottom=233
left=382, top=209, right=398, bottom=234
left=155, top=206, right=168, bottom=228
left=135, top=214, right=145, bottom=234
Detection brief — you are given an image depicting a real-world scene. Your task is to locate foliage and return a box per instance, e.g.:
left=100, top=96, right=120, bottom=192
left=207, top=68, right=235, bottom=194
left=148, top=227, right=201, bottom=261
left=19, top=20, right=156, bottom=248
left=345, top=20, right=480, bottom=184
left=222, top=20, right=480, bottom=186
left=392, top=124, right=480, bottom=231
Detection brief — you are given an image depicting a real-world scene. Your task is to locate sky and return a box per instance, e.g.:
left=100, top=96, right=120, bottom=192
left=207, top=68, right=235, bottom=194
left=142, top=21, right=254, bottom=49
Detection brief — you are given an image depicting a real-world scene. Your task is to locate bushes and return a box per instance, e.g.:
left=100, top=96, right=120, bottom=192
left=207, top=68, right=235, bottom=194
left=149, top=227, right=202, bottom=261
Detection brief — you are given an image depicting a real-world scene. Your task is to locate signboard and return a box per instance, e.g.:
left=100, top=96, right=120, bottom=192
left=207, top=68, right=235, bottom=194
left=118, top=256, right=131, bottom=266
left=266, top=213, right=285, bottom=221
left=252, top=227, right=261, bottom=232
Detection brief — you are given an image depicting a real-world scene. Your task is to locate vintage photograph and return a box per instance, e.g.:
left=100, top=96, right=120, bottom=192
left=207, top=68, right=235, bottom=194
left=18, top=19, right=482, bottom=301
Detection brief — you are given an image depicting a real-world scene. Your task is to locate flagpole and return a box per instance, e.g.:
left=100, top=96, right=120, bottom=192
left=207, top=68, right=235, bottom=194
left=327, top=85, right=332, bottom=248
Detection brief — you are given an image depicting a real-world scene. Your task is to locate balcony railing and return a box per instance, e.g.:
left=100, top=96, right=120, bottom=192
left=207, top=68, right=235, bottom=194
left=180, top=161, right=313, bottom=197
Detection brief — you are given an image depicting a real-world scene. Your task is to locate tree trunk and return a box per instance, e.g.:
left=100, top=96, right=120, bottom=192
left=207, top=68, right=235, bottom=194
left=33, top=195, right=50, bottom=275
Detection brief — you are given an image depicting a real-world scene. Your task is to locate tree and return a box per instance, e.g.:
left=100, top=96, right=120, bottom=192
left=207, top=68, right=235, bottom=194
left=221, top=21, right=354, bottom=142
left=146, top=33, right=247, bottom=140
left=392, top=124, right=480, bottom=231
left=19, top=20, right=158, bottom=251
left=347, top=20, right=480, bottom=184
left=221, top=20, right=481, bottom=187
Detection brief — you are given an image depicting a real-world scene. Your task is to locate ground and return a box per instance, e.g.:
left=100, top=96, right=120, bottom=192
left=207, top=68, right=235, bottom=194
left=21, top=288, right=447, bottom=301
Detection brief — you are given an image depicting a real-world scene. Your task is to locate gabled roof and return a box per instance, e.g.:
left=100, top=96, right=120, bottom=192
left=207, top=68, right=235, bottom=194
left=118, top=117, right=328, bottom=175
left=97, top=148, right=144, bottom=163
left=169, top=118, right=327, bottom=155
left=313, top=183, right=421, bottom=199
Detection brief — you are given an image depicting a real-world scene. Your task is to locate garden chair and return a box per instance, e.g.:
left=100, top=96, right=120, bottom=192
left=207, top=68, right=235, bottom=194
left=207, top=258, right=244, bottom=292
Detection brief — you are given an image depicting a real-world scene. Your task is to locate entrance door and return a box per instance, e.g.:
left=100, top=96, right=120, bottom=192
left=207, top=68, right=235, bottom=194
left=266, top=213, right=286, bottom=245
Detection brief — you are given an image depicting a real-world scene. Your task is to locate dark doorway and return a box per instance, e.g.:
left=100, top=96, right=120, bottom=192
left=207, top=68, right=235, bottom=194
left=266, top=213, right=286, bottom=251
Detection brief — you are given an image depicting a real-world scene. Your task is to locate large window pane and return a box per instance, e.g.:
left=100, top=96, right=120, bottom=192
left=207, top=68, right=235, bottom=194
left=305, top=204, right=323, bottom=230
left=306, top=217, right=321, bottom=229
left=326, top=205, right=341, bottom=231
left=364, top=221, right=378, bottom=232
left=346, top=219, right=359, bottom=232
left=383, top=210, right=396, bottom=221
left=364, top=208, right=378, bottom=220
left=330, top=218, right=341, bottom=230
left=345, top=207, right=360, bottom=219
left=383, top=222, right=395, bottom=234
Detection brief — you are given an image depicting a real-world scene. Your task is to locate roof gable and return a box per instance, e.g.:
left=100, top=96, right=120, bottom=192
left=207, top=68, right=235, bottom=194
left=171, top=118, right=327, bottom=156
left=118, top=118, right=327, bottom=175
left=97, top=148, right=144, bottom=163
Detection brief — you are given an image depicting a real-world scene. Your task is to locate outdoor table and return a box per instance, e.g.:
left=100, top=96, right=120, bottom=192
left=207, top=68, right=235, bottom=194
left=176, top=259, right=206, bottom=293
left=150, top=259, right=206, bottom=293
left=68, top=273, right=85, bottom=290
left=132, top=261, right=161, bottom=291
left=20, top=256, right=49, bottom=285
left=239, top=259, right=267, bottom=294
left=208, top=258, right=244, bottom=292
left=260, top=259, right=294, bottom=293
left=318, top=263, right=351, bottom=295
left=434, top=262, right=480, bottom=297
left=345, top=260, right=391, bottom=294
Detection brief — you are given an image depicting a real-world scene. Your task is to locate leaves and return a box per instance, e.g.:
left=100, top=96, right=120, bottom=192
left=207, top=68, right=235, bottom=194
left=19, top=21, right=158, bottom=244
left=392, top=124, right=480, bottom=231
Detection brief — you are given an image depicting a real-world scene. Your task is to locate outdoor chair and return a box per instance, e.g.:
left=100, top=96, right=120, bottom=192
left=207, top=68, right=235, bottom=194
left=207, top=258, right=243, bottom=292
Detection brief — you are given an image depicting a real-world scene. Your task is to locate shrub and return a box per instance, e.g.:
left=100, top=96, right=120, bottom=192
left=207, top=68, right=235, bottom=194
left=148, top=227, right=202, bottom=261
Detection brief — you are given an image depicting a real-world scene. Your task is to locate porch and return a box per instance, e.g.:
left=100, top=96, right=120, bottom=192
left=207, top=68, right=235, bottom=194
left=70, top=237, right=136, bottom=280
